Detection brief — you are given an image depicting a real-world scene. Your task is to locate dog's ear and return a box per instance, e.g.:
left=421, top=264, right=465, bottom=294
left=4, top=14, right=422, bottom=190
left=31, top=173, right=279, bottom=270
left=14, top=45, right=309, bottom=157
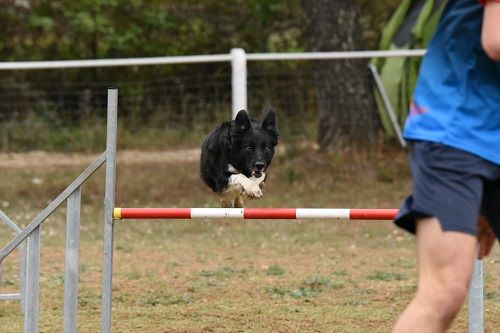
left=235, top=110, right=251, bottom=131
left=261, top=108, right=277, bottom=132
left=261, top=108, right=279, bottom=143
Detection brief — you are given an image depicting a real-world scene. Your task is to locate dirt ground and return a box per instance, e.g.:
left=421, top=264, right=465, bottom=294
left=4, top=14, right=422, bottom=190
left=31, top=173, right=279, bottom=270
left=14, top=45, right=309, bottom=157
left=0, top=149, right=200, bottom=169
left=1, top=147, right=500, bottom=333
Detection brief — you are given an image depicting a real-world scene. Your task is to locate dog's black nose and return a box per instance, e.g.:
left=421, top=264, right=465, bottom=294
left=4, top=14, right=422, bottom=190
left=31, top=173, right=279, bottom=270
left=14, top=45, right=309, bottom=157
left=255, top=162, right=265, bottom=171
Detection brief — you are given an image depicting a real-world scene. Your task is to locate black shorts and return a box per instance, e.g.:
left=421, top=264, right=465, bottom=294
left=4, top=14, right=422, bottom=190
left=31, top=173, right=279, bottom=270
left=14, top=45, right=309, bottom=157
left=395, top=141, right=500, bottom=239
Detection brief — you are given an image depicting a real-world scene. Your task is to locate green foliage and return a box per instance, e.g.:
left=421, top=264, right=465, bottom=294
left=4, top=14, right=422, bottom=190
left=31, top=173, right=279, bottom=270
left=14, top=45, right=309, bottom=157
left=0, top=0, right=403, bottom=152
left=266, top=264, right=285, bottom=276
left=365, top=270, right=406, bottom=282
left=485, top=291, right=500, bottom=301
left=332, top=270, right=349, bottom=276
left=356, top=0, right=402, bottom=49
left=0, top=278, right=15, bottom=286
left=373, top=0, right=445, bottom=136
left=140, top=291, right=193, bottom=306
left=78, top=292, right=101, bottom=306
left=0, top=0, right=400, bottom=79
left=126, top=271, right=142, bottom=281
left=266, top=274, right=343, bottom=299
left=0, top=0, right=304, bottom=61
left=199, top=265, right=250, bottom=278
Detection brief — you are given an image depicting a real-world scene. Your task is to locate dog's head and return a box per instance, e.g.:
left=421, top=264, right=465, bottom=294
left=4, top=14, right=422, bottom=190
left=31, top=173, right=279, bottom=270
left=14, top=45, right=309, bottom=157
left=230, top=109, right=279, bottom=178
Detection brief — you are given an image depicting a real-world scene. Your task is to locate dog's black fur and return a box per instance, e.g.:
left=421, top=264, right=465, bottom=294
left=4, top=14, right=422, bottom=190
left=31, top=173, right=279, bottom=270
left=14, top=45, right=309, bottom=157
left=200, top=109, right=279, bottom=207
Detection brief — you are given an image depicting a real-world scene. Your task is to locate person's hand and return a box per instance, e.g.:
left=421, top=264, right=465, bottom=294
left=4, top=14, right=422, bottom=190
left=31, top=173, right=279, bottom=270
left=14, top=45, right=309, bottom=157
left=476, top=215, right=496, bottom=259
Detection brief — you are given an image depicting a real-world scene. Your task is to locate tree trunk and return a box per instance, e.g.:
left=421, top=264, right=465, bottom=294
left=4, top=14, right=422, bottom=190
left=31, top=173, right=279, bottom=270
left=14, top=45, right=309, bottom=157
left=304, top=0, right=380, bottom=149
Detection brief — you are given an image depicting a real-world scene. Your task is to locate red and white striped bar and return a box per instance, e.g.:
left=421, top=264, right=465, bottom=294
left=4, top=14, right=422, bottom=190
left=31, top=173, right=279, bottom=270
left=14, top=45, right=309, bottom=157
left=113, top=208, right=398, bottom=220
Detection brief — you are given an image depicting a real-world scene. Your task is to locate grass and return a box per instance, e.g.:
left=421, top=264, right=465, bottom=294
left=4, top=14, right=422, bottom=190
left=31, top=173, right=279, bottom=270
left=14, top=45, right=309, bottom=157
left=365, top=270, right=406, bottom=282
left=266, top=265, right=285, bottom=276
left=0, top=115, right=223, bottom=153
left=1, top=144, right=500, bottom=332
left=265, top=275, right=344, bottom=299
left=0, top=112, right=316, bottom=153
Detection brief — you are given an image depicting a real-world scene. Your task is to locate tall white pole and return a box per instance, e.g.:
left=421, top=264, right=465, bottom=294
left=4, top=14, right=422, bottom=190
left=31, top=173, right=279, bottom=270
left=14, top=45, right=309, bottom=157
left=101, top=88, right=118, bottom=333
left=468, top=257, right=484, bottom=333
left=24, top=226, right=41, bottom=333
left=231, top=48, right=247, bottom=119
left=63, top=188, right=81, bottom=333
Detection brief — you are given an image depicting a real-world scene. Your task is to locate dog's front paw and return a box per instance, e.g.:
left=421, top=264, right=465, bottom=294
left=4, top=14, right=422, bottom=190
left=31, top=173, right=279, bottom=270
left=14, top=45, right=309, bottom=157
left=244, top=184, right=263, bottom=198
left=244, top=173, right=266, bottom=198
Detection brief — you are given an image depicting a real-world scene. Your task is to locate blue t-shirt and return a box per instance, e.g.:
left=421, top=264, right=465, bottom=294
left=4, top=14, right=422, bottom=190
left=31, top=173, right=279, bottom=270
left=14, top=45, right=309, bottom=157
left=403, top=0, right=500, bottom=165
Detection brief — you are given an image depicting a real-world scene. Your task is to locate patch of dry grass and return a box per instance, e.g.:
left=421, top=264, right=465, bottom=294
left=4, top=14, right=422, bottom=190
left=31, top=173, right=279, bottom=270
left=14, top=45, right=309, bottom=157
left=1, top=146, right=500, bottom=332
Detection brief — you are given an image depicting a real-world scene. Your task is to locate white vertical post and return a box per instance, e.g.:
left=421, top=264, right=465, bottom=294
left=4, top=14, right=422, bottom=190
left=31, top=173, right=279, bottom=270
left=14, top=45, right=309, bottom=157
left=19, top=241, right=26, bottom=313
left=468, top=258, right=483, bottom=333
left=231, top=48, right=247, bottom=119
left=101, top=88, right=118, bottom=333
left=24, top=225, right=41, bottom=333
left=63, top=187, right=81, bottom=333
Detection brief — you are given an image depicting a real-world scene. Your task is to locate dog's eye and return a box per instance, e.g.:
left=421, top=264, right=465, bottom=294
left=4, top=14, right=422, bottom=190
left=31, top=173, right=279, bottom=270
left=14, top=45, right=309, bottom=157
left=245, top=146, right=252, bottom=151
left=264, top=146, right=270, bottom=152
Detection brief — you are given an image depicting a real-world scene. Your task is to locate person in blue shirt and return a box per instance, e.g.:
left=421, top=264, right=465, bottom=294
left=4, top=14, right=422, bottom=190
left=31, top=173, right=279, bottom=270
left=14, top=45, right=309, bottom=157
left=392, top=0, right=500, bottom=332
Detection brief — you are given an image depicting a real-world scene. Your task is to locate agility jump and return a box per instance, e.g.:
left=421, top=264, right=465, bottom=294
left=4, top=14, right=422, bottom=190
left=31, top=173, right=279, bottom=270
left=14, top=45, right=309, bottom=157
left=100, top=88, right=482, bottom=333
left=113, top=207, right=398, bottom=220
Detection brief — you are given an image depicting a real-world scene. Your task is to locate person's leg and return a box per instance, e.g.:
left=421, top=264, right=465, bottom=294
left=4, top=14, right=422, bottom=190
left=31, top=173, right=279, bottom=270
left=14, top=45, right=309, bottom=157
left=391, top=217, right=477, bottom=333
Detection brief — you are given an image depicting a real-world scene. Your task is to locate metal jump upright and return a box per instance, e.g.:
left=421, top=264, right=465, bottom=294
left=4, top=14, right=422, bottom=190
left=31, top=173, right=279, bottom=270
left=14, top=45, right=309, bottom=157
left=101, top=88, right=118, bottom=333
left=0, top=90, right=108, bottom=333
left=0, top=153, right=106, bottom=333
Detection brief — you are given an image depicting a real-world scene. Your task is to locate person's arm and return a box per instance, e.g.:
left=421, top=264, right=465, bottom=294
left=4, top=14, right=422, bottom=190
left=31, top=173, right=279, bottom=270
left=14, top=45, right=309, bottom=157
left=476, top=215, right=496, bottom=259
left=482, top=0, right=500, bottom=60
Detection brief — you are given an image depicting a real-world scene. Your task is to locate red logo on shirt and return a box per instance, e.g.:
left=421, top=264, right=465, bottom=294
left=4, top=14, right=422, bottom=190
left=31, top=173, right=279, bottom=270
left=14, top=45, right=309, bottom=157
left=409, top=100, right=428, bottom=116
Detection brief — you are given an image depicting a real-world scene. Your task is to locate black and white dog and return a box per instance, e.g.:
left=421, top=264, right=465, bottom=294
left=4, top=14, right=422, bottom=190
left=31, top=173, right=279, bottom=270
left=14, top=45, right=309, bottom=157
left=200, top=109, right=279, bottom=208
